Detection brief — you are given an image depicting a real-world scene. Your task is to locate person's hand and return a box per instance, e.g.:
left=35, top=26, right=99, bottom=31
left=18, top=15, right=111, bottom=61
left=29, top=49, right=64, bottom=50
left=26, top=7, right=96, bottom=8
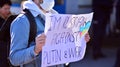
left=34, top=33, right=46, bottom=55
left=85, top=32, right=90, bottom=43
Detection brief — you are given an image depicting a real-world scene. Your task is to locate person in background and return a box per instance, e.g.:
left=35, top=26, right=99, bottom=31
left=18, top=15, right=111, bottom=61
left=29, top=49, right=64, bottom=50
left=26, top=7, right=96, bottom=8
left=0, top=0, right=11, bottom=27
left=114, top=0, right=120, bottom=67
left=91, top=0, right=113, bottom=60
left=0, top=0, right=12, bottom=67
left=115, top=0, right=120, bottom=36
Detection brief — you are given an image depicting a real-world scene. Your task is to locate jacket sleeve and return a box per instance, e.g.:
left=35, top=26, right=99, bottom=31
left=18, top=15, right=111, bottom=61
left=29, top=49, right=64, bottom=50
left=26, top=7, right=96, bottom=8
left=9, top=15, right=37, bottom=66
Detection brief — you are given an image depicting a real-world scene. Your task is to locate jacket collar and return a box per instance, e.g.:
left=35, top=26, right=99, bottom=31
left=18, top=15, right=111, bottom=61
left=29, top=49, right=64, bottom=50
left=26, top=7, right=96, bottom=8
left=22, top=1, right=45, bottom=17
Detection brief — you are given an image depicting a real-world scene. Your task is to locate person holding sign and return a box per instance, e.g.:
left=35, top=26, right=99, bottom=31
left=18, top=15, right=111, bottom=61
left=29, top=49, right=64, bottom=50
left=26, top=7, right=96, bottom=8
left=9, top=0, right=91, bottom=67
left=9, top=0, right=64, bottom=67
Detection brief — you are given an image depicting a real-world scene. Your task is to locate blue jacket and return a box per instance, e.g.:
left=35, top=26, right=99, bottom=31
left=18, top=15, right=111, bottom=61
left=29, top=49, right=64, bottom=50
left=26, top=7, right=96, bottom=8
left=10, top=10, right=45, bottom=67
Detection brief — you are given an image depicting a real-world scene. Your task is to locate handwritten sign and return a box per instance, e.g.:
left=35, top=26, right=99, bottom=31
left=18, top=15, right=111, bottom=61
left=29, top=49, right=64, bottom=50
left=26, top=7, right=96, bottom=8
left=42, top=13, right=93, bottom=67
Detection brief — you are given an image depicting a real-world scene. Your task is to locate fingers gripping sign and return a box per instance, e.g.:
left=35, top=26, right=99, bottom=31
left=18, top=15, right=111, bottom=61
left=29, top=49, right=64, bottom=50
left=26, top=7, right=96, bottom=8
left=34, top=33, right=46, bottom=55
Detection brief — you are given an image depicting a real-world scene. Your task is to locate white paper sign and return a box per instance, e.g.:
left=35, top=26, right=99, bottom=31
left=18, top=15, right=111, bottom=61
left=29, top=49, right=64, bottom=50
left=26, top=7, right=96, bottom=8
left=42, top=13, right=93, bottom=67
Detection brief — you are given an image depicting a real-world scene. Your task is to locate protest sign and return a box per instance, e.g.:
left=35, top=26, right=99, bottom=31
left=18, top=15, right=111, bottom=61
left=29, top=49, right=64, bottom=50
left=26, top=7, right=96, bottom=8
left=42, top=13, right=93, bottom=67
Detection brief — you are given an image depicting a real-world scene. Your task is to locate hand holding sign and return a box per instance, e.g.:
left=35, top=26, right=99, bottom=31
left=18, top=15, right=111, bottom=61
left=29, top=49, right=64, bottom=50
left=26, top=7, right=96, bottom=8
left=85, top=33, right=90, bottom=43
left=34, top=33, right=46, bottom=55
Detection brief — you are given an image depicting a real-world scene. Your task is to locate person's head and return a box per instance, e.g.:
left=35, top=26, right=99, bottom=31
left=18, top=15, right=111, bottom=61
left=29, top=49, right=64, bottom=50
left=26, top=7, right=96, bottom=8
left=0, top=0, right=12, bottom=19
left=32, top=0, right=55, bottom=12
